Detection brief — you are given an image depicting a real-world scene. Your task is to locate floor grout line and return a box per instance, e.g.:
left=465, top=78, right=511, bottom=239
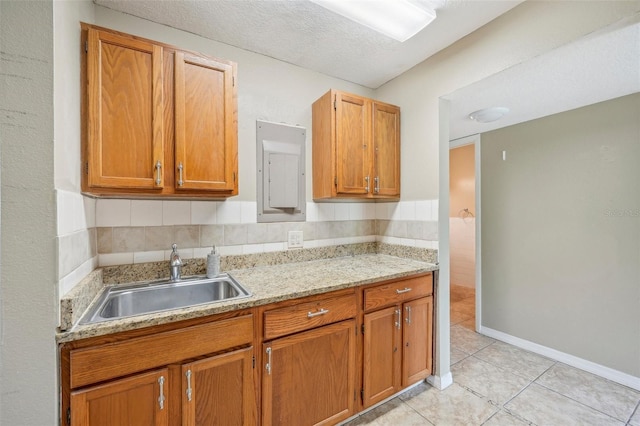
left=348, top=293, right=636, bottom=426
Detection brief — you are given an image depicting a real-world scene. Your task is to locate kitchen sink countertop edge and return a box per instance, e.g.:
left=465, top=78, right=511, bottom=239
left=57, top=253, right=438, bottom=343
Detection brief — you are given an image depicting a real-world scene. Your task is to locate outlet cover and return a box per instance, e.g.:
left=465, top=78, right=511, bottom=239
left=287, top=230, right=303, bottom=249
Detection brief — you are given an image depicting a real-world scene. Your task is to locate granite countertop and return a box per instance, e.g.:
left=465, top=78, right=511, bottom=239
left=57, top=253, right=438, bottom=343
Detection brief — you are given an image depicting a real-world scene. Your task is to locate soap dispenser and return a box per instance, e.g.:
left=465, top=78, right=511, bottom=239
left=207, top=246, right=220, bottom=278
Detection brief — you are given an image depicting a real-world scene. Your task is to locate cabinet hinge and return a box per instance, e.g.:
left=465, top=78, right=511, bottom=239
left=361, top=324, right=365, bottom=334
left=233, top=171, right=236, bottom=183
left=85, top=40, right=88, bottom=53
left=252, top=356, right=256, bottom=369
left=361, top=389, right=364, bottom=402
left=67, top=407, right=71, bottom=426
left=84, top=162, right=89, bottom=175
left=232, top=76, right=235, bottom=87
left=333, top=99, right=337, bottom=110
left=334, top=176, right=337, bottom=187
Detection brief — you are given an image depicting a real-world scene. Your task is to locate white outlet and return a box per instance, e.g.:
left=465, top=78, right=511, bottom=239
left=287, top=230, right=303, bottom=249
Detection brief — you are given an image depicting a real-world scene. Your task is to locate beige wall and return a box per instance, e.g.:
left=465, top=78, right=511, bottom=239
left=1, top=1, right=58, bottom=424
left=375, top=0, right=640, bottom=200
left=450, top=144, right=476, bottom=289
left=481, top=93, right=640, bottom=377
left=450, top=144, right=475, bottom=217
left=3, top=0, right=638, bottom=423
left=374, top=0, right=640, bottom=387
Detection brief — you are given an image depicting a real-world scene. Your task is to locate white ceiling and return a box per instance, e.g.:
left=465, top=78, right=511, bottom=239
left=447, top=18, right=640, bottom=140
left=94, top=0, right=639, bottom=140
left=94, top=0, right=523, bottom=88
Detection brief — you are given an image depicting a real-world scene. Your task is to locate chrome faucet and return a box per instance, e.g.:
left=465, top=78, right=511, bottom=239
left=169, top=243, right=183, bottom=281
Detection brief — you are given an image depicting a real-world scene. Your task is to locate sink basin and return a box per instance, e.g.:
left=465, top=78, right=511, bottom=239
left=79, top=274, right=251, bottom=324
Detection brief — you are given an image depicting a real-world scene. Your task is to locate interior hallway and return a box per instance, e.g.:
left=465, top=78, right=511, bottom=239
left=343, top=285, right=640, bottom=425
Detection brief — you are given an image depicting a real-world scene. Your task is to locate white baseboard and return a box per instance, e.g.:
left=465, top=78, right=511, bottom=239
left=427, top=372, right=453, bottom=390
left=480, top=326, right=640, bottom=391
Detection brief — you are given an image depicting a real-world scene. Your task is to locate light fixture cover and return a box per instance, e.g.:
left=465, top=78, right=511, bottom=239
left=310, top=0, right=437, bottom=42
left=469, top=107, right=510, bottom=123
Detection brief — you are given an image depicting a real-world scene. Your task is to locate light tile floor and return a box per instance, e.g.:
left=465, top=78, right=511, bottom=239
left=343, top=285, right=640, bottom=425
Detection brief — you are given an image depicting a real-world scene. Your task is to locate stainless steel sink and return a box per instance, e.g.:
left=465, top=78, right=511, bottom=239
left=79, top=274, right=251, bottom=324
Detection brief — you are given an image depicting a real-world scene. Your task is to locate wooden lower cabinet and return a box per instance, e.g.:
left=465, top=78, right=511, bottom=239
left=362, top=296, right=433, bottom=409
left=70, top=368, right=169, bottom=426
left=402, top=297, right=434, bottom=386
left=181, top=347, right=256, bottom=426
left=362, top=306, right=401, bottom=407
left=63, top=274, right=435, bottom=426
left=70, top=348, right=256, bottom=426
left=262, top=320, right=357, bottom=426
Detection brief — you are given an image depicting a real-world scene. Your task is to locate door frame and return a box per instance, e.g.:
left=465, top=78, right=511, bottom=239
left=449, top=134, right=481, bottom=332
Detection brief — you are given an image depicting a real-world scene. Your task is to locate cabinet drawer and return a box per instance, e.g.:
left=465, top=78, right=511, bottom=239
left=364, top=274, right=433, bottom=311
left=264, top=293, right=356, bottom=340
left=70, top=314, right=253, bottom=389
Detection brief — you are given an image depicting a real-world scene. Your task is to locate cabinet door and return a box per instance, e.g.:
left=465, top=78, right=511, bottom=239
left=402, top=297, right=434, bottom=386
left=362, top=306, right=402, bottom=408
left=335, top=92, right=372, bottom=195
left=372, top=102, right=400, bottom=197
left=182, top=347, right=256, bottom=426
left=174, top=52, right=237, bottom=193
left=70, top=368, right=169, bottom=426
left=86, top=28, right=164, bottom=190
left=263, top=320, right=356, bottom=426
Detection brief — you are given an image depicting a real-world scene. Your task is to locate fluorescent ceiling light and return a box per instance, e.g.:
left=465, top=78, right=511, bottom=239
left=310, top=0, right=437, bottom=42
left=469, top=107, right=510, bottom=123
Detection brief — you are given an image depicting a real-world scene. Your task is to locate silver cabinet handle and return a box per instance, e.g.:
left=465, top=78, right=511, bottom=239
left=177, top=162, right=184, bottom=186
left=158, top=376, right=166, bottom=410
left=395, top=308, right=401, bottom=330
left=396, top=288, right=412, bottom=294
left=265, top=347, right=272, bottom=375
left=185, top=369, right=192, bottom=402
left=155, top=161, right=162, bottom=186
left=374, top=176, right=379, bottom=194
left=406, top=306, right=412, bottom=325
left=364, top=176, right=370, bottom=193
left=307, top=308, right=329, bottom=318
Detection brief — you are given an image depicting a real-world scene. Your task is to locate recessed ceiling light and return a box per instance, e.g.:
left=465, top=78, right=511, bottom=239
left=310, top=0, right=437, bottom=42
left=468, top=107, right=510, bottom=123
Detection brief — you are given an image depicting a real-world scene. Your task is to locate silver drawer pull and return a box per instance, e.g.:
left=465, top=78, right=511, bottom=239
left=177, top=162, right=184, bottom=186
left=396, top=287, right=412, bottom=294
left=265, top=347, right=272, bottom=375
left=158, top=376, right=165, bottom=410
left=155, top=160, right=162, bottom=186
left=185, top=369, right=192, bottom=402
left=307, top=308, right=329, bottom=318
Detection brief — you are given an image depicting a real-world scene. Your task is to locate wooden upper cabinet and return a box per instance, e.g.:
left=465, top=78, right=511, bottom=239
left=86, top=28, right=164, bottom=190
left=372, top=102, right=400, bottom=197
left=335, top=92, right=371, bottom=195
left=174, top=52, right=238, bottom=193
left=312, top=89, right=400, bottom=200
left=81, top=24, right=238, bottom=198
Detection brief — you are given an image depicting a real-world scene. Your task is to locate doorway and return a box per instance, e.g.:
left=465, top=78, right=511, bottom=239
left=449, top=135, right=480, bottom=331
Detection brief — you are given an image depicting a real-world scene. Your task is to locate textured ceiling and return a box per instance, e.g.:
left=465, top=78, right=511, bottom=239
left=94, top=0, right=522, bottom=88
left=447, top=19, right=640, bottom=140
left=93, top=0, right=638, bottom=139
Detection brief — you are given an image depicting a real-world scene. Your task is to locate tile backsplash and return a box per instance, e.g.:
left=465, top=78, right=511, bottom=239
left=57, top=195, right=439, bottom=297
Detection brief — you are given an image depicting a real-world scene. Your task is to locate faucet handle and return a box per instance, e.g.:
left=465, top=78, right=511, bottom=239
left=170, top=244, right=183, bottom=266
